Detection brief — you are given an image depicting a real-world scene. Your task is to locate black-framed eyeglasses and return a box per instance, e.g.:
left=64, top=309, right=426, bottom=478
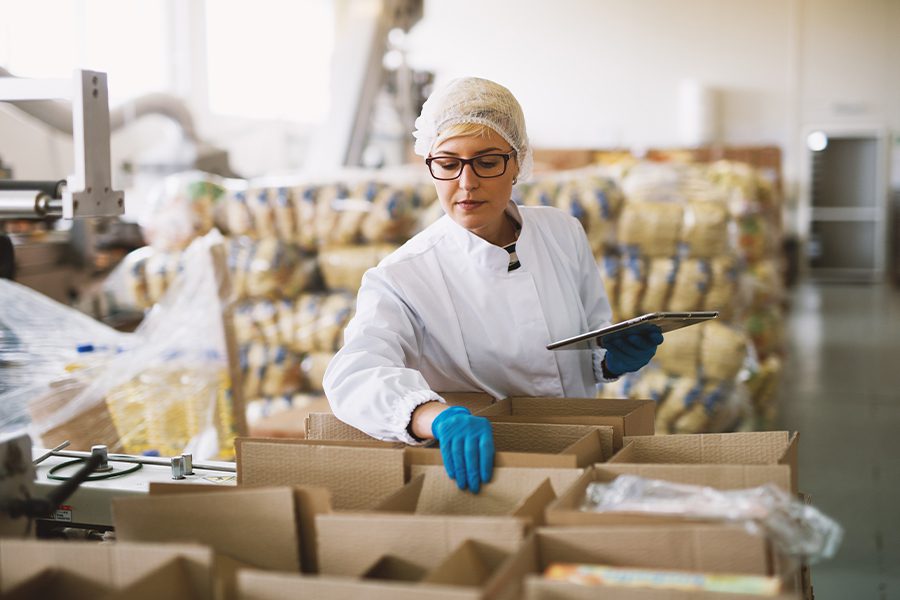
left=425, top=152, right=515, bottom=180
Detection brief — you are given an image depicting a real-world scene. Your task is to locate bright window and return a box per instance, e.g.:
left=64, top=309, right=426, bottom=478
left=204, top=0, right=334, bottom=123
left=0, top=0, right=171, bottom=104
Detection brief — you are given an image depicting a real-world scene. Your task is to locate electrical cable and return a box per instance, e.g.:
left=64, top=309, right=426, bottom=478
left=47, top=458, right=142, bottom=481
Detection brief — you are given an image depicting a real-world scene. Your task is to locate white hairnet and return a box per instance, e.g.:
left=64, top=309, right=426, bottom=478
left=413, top=77, right=533, bottom=181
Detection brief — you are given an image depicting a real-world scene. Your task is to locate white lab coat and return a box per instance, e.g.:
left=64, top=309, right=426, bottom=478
left=323, top=201, right=614, bottom=443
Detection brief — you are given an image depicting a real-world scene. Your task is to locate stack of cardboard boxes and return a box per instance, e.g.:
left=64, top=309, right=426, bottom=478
left=0, top=395, right=812, bottom=600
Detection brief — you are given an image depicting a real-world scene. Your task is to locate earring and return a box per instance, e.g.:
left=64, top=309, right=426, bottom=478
left=512, top=177, right=518, bottom=185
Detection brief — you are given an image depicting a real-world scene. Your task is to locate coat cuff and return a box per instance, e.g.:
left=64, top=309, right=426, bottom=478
left=592, top=348, right=619, bottom=383
left=389, top=389, right=445, bottom=445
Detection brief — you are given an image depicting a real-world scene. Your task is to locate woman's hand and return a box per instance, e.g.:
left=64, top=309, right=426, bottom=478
left=603, top=325, right=664, bottom=377
left=429, top=406, right=494, bottom=494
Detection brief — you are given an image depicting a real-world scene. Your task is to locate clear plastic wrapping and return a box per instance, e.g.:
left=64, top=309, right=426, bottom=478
left=582, top=475, right=843, bottom=564
left=0, top=231, right=237, bottom=460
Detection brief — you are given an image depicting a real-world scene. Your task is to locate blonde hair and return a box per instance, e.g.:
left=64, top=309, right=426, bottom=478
left=433, top=122, right=496, bottom=150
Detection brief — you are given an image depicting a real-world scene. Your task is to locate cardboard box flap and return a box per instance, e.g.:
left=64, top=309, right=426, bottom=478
left=315, top=512, right=528, bottom=577
left=0, top=539, right=212, bottom=596
left=377, top=474, right=427, bottom=513
left=422, top=539, right=506, bottom=587
left=510, top=478, right=555, bottom=526
left=112, top=487, right=301, bottom=573
left=305, top=393, right=494, bottom=442
left=0, top=569, right=110, bottom=600
left=106, top=558, right=197, bottom=600
left=598, top=463, right=793, bottom=493
left=237, top=569, right=482, bottom=600
left=407, top=465, right=581, bottom=517
left=362, top=555, right=428, bottom=582
left=305, top=413, right=378, bottom=441
left=236, top=437, right=406, bottom=510
left=618, top=431, right=794, bottom=465
left=406, top=423, right=610, bottom=470
left=479, top=397, right=654, bottom=418
left=476, top=397, right=655, bottom=449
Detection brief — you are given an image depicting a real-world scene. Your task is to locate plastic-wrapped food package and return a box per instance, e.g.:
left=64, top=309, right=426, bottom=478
left=597, top=254, right=621, bottom=322
left=700, top=321, right=749, bottom=382
left=617, top=252, right=646, bottom=320
left=522, top=181, right=558, bottom=207
left=618, top=201, right=683, bottom=258
left=247, top=187, right=278, bottom=239
left=313, top=292, right=356, bottom=352
left=139, top=172, right=227, bottom=251
left=628, top=367, right=671, bottom=404
left=581, top=475, right=843, bottom=564
left=703, top=255, right=741, bottom=319
left=744, top=355, right=782, bottom=426
left=318, top=244, right=398, bottom=293
left=271, top=186, right=297, bottom=242
left=671, top=381, right=732, bottom=434
left=744, top=306, right=785, bottom=362
left=314, top=184, right=349, bottom=247
left=240, top=343, right=303, bottom=400
left=227, top=237, right=252, bottom=301
left=361, top=186, right=420, bottom=244
left=243, top=238, right=318, bottom=300
left=294, top=293, right=325, bottom=354
left=292, top=184, right=319, bottom=251
left=301, top=352, right=335, bottom=392
left=118, top=246, right=154, bottom=309
left=668, top=258, right=711, bottom=312
left=707, top=381, right=753, bottom=433
left=653, top=325, right=701, bottom=378
left=640, top=257, right=678, bottom=314
left=746, top=259, right=784, bottom=309
left=329, top=182, right=383, bottom=246
left=223, top=189, right=254, bottom=237
left=735, top=213, right=775, bottom=262
left=581, top=177, right=624, bottom=255
left=654, top=376, right=703, bottom=434
left=681, top=199, right=730, bottom=258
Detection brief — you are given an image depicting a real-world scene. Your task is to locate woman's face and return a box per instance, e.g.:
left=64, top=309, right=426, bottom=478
left=430, top=128, right=519, bottom=245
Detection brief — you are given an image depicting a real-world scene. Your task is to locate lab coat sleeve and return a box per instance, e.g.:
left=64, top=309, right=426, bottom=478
left=568, top=216, right=617, bottom=383
left=323, top=268, right=443, bottom=445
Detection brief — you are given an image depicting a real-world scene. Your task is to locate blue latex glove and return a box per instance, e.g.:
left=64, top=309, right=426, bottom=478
left=431, top=406, right=494, bottom=494
left=603, top=324, right=664, bottom=377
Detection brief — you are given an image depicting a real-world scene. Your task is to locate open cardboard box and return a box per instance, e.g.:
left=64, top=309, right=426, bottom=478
left=0, top=539, right=213, bottom=599
left=604, top=431, right=799, bottom=493
left=1, top=559, right=199, bottom=600
left=407, top=422, right=612, bottom=469
left=113, top=485, right=331, bottom=575
left=236, top=538, right=524, bottom=600
left=235, top=437, right=408, bottom=510
left=315, top=465, right=583, bottom=577
left=473, top=397, right=655, bottom=450
left=515, top=526, right=801, bottom=599
left=305, top=392, right=497, bottom=441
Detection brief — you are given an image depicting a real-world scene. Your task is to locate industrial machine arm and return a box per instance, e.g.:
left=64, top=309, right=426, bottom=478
left=0, top=69, right=124, bottom=220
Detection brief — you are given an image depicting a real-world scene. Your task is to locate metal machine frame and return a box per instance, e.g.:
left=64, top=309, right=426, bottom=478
left=0, top=69, right=124, bottom=220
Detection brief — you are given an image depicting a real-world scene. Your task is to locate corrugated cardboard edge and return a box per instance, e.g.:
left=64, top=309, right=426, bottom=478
left=112, top=487, right=301, bottom=573
left=0, top=539, right=212, bottom=597
left=235, top=437, right=406, bottom=510
left=236, top=568, right=483, bottom=600
left=315, top=512, right=529, bottom=577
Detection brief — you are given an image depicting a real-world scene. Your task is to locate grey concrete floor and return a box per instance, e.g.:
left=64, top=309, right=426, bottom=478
left=776, top=280, right=900, bottom=599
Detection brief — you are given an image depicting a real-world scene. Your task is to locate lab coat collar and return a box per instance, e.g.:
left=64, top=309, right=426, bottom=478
left=441, top=200, right=525, bottom=273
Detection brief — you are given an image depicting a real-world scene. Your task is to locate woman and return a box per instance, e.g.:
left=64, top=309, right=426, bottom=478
left=323, top=77, right=662, bottom=494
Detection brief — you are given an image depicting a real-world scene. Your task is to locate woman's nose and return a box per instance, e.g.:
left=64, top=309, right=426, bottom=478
left=458, top=163, right=479, bottom=189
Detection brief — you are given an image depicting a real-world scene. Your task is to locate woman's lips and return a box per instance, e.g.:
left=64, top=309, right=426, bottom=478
left=455, top=200, right=485, bottom=211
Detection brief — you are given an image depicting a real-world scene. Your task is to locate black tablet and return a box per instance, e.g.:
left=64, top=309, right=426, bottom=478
left=546, top=311, right=719, bottom=351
